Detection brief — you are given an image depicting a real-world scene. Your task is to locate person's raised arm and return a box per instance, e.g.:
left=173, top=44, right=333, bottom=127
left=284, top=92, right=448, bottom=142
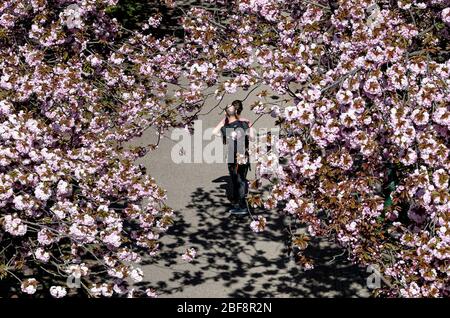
left=212, top=117, right=226, bottom=136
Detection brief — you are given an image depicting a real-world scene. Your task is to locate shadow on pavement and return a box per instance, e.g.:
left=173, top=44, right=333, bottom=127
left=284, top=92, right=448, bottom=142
left=137, top=176, right=370, bottom=297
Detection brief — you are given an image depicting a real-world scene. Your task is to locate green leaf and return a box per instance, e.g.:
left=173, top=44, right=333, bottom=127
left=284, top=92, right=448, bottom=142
left=387, top=180, right=396, bottom=193
left=384, top=195, right=393, bottom=209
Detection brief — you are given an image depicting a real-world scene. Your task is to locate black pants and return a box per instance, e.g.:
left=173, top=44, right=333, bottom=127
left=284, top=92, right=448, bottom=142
left=228, top=163, right=249, bottom=208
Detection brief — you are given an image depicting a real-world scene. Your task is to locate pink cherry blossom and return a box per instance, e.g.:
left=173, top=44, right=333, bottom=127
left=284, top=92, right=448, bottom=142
left=4, top=215, right=27, bottom=236
left=250, top=216, right=267, bottom=233
left=21, top=279, right=38, bottom=295
left=50, top=286, right=67, bottom=298
left=181, top=248, right=197, bottom=262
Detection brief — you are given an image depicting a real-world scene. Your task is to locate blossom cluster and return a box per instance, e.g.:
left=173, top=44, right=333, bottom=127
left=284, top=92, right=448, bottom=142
left=0, top=0, right=208, bottom=297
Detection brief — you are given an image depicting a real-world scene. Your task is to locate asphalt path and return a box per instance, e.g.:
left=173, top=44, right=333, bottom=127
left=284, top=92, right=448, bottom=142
left=129, top=86, right=370, bottom=297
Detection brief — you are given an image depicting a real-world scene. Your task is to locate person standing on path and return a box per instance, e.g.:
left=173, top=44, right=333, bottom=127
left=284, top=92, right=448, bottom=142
left=212, top=100, right=255, bottom=214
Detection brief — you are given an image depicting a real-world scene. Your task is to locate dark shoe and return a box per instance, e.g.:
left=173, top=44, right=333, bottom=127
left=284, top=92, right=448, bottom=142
left=229, top=207, right=248, bottom=215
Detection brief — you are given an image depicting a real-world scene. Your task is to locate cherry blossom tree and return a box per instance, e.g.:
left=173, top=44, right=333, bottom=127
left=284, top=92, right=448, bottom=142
left=178, top=0, right=450, bottom=297
left=1, top=0, right=449, bottom=298
left=0, top=0, right=214, bottom=297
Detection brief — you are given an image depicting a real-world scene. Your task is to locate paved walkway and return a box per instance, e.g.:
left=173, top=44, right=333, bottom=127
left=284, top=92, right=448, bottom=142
left=130, top=87, right=370, bottom=297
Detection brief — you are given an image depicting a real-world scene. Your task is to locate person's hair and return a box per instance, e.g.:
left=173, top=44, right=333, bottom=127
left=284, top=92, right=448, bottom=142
left=224, top=100, right=243, bottom=125
left=231, top=100, right=243, bottom=115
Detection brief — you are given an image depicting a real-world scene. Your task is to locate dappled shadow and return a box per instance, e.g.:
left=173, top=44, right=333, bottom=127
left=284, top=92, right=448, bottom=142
left=138, top=176, right=370, bottom=297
